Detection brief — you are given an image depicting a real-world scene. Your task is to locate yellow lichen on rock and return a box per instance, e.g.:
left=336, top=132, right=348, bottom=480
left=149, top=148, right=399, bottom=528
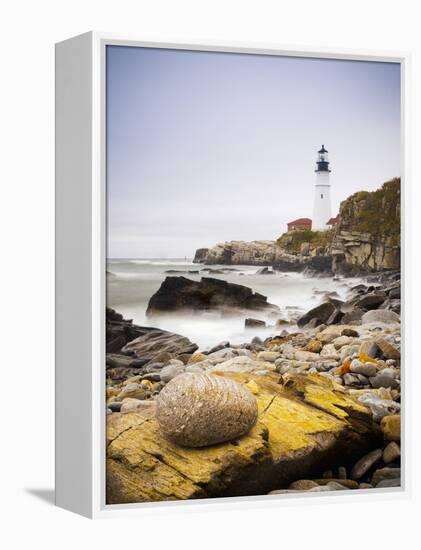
left=106, top=372, right=376, bottom=504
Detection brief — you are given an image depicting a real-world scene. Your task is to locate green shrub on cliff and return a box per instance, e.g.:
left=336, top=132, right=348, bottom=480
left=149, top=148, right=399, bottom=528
left=277, top=229, right=334, bottom=252
left=338, top=178, right=400, bottom=245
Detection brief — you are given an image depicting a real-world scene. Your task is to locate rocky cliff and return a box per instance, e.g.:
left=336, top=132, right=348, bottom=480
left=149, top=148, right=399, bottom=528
left=193, top=179, right=400, bottom=273
left=331, top=178, right=400, bottom=273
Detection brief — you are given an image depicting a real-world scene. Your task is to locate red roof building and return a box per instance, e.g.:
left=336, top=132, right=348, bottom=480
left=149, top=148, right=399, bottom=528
left=326, top=215, right=339, bottom=227
left=287, top=218, right=312, bottom=232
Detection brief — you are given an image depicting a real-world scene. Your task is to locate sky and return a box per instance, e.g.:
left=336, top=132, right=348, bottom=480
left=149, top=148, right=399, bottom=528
left=106, top=46, right=401, bottom=259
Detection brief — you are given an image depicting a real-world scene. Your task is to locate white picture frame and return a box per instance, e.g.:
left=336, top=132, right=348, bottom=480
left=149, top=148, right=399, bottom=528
left=55, top=31, right=411, bottom=518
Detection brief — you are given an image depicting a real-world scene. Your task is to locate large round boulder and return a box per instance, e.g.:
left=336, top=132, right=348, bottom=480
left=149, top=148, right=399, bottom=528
left=156, top=372, right=258, bottom=447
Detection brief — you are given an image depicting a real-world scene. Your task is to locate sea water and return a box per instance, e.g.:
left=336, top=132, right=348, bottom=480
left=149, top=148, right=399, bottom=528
left=107, top=259, right=358, bottom=350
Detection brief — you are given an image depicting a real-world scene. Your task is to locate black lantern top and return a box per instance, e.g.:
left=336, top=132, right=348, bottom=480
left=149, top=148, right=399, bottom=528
left=315, top=144, right=331, bottom=173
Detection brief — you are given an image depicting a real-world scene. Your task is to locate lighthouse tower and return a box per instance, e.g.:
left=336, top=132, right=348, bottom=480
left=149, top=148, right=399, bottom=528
left=312, top=144, right=332, bottom=230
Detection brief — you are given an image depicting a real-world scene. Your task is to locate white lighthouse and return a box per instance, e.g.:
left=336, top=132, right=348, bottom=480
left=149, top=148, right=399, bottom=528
left=312, top=145, right=332, bottom=230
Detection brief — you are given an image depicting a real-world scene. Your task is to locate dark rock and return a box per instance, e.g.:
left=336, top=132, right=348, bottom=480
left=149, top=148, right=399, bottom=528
left=372, top=467, right=401, bottom=487
left=350, top=449, right=383, bottom=480
left=376, top=478, right=401, bottom=488
left=108, top=402, right=122, bottom=412
left=341, top=307, right=365, bottom=325
left=342, top=328, right=359, bottom=337
left=297, top=302, right=336, bottom=328
left=146, top=276, right=280, bottom=316
left=106, top=354, right=135, bottom=369
left=206, top=341, right=230, bottom=354
left=256, top=267, right=275, bottom=275
left=303, top=318, right=323, bottom=329
left=245, top=318, right=266, bottom=328
left=121, top=327, right=198, bottom=361
left=326, top=308, right=344, bottom=325
left=193, top=248, right=209, bottom=263
left=355, top=292, right=387, bottom=310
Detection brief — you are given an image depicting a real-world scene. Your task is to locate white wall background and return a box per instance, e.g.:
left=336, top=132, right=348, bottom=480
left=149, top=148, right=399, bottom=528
left=0, top=0, right=419, bottom=547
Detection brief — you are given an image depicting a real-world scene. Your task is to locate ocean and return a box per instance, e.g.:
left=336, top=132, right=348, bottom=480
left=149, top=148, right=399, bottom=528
left=106, top=259, right=358, bottom=350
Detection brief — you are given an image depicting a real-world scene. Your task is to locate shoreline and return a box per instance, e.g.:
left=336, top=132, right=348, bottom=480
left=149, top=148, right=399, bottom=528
left=105, top=268, right=401, bottom=503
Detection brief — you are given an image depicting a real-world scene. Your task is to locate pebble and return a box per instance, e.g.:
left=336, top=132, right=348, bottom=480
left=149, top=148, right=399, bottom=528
left=370, top=371, right=399, bottom=389
left=382, top=441, right=400, bottom=464
left=380, top=414, right=401, bottom=441
left=376, top=478, right=401, bottom=488
left=337, top=466, right=347, bottom=479
left=376, top=338, right=401, bottom=360
left=359, top=340, right=380, bottom=359
left=358, top=394, right=400, bottom=422
left=314, top=478, right=359, bottom=489
left=333, top=336, right=354, bottom=349
left=350, top=360, right=378, bottom=377
left=288, top=480, right=319, bottom=490
left=120, top=398, right=151, bottom=413
left=350, top=448, right=383, bottom=480
left=257, top=351, right=281, bottom=362
left=342, top=328, right=359, bottom=337
left=159, top=364, right=185, bottom=383
left=372, top=467, right=401, bottom=487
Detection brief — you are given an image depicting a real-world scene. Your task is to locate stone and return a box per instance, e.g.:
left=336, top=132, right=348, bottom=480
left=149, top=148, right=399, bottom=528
left=326, top=309, right=344, bottom=325
left=380, top=414, right=401, bottom=441
left=325, top=481, right=349, bottom=490
left=320, top=344, right=340, bottom=360
left=313, top=478, right=359, bottom=489
left=188, top=352, right=208, bottom=364
left=383, top=441, right=400, bottom=464
left=341, top=308, right=364, bottom=325
left=297, top=302, right=336, bottom=328
left=316, top=326, right=345, bottom=344
left=350, top=449, right=383, bottom=480
left=343, top=373, right=360, bottom=386
left=359, top=340, right=380, bottom=359
left=159, top=364, right=185, bottom=383
left=294, top=350, right=320, bottom=362
left=337, top=466, right=347, bottom=479
left=120, top=398, right=151, bottom=414
left=305, top=339, right=323, bottom=353
left=106, top=372, right=379, bottom=504
left=370, top=371, right=399, bottom=389
left=376, top=478, right=401, bottom=488
left=333, top=336, right=354, bottom=349
left=376, top=338, right=401, bottom=361
left=108, top=401, right=122, bottom=413
left=121, top=328, right=198, bottom=362
left=358, top=394, right=400, bottom=422
left=350, top=360, right=378, bottom=377
left=116, top=384, right=148, bottom=401
left=257, top=351, right=281, bottom=362
left=206, top=341, right=230, bottom=354
left=288, top=480, right=319, bottom=491
left=245, top=318, right=266, bottom=328
left=208, top=356, right=267, bottom=374
left=146, top=276, right=280, bottom=316
left=355, top=293, right=386, bottom=310
left=342, top=328, right=359, bottom=337
left=359, top=483, right=373, bottom=489
left=372, top=467, right=401, bottom=487
left=156, top=373, right=258, bottom=447
left=335, top=358, right=352, bottom=376
left=362, top=309, right=400, bottom=325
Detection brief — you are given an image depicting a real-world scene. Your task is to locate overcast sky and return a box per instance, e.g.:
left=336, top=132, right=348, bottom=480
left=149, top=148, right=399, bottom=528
left=106, top=46, right=401, bottom=259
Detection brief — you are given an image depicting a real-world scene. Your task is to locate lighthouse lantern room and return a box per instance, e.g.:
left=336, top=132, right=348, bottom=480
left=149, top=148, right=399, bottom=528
left=312, top=144, right=332, bottom=230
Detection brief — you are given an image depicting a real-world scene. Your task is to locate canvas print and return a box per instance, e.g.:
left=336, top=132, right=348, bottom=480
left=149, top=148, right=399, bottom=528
left=105, top=46, right=401, bottom=504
